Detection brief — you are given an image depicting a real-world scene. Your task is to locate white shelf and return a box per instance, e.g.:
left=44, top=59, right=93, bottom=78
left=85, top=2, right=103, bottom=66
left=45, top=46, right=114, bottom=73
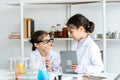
left=106, top=39, right=120, bottom=41
left=23, top=38, right=120, bottom=42
left=22, top=0, right=100, bottom=4
left=0, top=3, right=20, bottom=6
left=93, top=38, right=102, bottom=41
left=2, top=0, right=120, bottom=6
left=106, top=0, right=120, bottom=3
left=0, top=0, right=100, bottom=6
left=23, top=38, right=73, bottom=42
left=54, top=38, right=73, bottom=40
left=24, top=38, right=30, bottom=42
left=3, top=0, right=120, bottom=5
left=94, top=38, right=120, bottom=41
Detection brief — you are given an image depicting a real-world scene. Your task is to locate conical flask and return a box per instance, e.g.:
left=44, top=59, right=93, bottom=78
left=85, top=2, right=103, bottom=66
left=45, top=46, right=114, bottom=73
left=37, top=57, right=49, bottom=80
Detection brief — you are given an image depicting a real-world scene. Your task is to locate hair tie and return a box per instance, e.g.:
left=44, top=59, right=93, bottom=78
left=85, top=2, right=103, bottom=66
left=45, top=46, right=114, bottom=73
left=88, top=24, right=90, bottom=29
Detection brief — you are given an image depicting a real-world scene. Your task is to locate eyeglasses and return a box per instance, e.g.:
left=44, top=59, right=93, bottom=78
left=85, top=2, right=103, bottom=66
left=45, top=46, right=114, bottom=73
left=36, top=38, right=54, bottom=44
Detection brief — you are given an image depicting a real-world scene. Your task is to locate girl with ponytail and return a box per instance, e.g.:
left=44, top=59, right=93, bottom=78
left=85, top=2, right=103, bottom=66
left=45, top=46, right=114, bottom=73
left=66, top=14, right=104, bottom=74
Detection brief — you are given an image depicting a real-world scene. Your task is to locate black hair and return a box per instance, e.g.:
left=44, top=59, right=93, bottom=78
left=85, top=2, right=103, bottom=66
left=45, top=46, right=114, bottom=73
left=29, top=30, right=48, bottom=51
left=66, top=14, right=95, bottom=33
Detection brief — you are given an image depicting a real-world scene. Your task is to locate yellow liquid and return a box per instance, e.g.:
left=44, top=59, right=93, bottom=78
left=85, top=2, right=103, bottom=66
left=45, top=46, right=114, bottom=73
left=16, top=64, right=25, bottom=74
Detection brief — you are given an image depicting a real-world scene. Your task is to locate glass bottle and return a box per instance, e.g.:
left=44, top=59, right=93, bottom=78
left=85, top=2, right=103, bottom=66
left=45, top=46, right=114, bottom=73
left=56, top=24, right=61, bottom=31
left=62, top=26, right=68, bottom=38
left=56, top=24, right=63, bottom=38
left=50, top=26, right=56, bottom=38
left=115, top=31, right=119, bottom=39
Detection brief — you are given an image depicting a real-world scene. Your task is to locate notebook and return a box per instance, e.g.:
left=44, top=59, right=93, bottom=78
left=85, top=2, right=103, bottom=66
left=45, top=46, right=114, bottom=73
left=60, top=51, right=78, bottom=74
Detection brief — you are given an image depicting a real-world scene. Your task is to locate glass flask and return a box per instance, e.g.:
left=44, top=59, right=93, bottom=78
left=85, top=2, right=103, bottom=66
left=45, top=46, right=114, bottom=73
left=37, top=57, right=49, bottom=80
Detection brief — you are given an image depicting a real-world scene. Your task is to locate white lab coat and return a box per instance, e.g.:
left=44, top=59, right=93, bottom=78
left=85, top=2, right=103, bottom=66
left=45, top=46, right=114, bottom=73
left=30, top=49, right=61, bottom=71
left=72, top=36, right=104, bottom=74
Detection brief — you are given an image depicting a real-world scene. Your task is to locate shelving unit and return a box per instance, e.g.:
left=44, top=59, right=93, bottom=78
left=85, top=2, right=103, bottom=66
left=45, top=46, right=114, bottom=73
left=3, top=0, right=120, bottom=72
left=19, top=0, right=103, bottom=58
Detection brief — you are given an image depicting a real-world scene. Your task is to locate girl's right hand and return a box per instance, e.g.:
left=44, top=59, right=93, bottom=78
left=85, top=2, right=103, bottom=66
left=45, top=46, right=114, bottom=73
left=45, top=59, right=53, bottom=72
left=70, top=65, right=78, bottom=71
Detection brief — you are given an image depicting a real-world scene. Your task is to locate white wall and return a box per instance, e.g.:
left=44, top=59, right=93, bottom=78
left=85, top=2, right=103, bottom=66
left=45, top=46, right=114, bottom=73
left=0, top=1, right=120, bottom=73
left=0, top=6, right=21, bottom=69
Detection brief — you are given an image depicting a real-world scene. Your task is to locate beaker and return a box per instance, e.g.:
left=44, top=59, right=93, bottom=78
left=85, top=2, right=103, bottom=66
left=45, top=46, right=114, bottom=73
left=15, top=59, right=25, bottom=74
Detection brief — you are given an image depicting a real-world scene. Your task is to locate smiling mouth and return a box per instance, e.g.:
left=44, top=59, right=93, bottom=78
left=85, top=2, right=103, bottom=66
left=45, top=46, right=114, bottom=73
left=50, top=44, right=53, bottom=46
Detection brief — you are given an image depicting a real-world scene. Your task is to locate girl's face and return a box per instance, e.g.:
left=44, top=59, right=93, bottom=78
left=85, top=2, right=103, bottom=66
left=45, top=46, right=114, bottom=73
left=68, top=24, right=85, bottom=41
left=35, top=34, right=53, bottom=52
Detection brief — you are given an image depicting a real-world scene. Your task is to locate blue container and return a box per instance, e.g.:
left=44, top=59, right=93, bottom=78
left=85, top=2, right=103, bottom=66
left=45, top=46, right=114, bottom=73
left=37, top=70, right=49, bottom=80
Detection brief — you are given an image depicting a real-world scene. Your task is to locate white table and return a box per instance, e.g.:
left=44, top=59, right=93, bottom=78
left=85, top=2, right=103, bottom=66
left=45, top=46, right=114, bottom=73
left=0, top=70, right=119, bottom=80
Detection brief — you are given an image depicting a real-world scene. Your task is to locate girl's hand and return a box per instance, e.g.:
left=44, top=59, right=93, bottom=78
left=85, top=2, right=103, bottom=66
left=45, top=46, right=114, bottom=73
left=45, top=59, right=52, bottom=72
left=70, top=65, right=78, bottom=71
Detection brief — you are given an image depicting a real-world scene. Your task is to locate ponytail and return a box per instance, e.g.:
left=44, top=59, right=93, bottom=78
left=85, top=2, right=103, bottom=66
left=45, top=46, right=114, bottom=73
left=88, top=21, right=95, bottom=33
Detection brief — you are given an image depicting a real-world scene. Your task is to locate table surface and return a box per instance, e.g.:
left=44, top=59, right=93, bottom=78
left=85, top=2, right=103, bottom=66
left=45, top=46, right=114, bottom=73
left=0, top=70, right=119, bottom=80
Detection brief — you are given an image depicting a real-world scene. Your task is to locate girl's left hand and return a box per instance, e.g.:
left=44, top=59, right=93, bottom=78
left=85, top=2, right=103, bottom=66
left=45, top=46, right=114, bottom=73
left=70, top=65, right=78, bottom=71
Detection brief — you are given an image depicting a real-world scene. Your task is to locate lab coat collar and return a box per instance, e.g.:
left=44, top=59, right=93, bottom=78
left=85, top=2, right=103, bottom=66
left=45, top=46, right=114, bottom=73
left=33, top=49, right=42, bottom=58
left=34, top=49, right=51, bottom=58
left=78, top=38, right=86, bottom=45
left=78, top=36, right=91, bottom=46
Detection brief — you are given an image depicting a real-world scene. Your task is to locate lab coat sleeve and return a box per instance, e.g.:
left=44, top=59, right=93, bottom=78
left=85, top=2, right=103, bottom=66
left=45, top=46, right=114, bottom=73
left=30, top=53, right=35, bottom=69
left=30, top=52, right=38, bottom=70
left=51, top=52, right=61, bottom=72
left=75, top=45, right=104, bottom=74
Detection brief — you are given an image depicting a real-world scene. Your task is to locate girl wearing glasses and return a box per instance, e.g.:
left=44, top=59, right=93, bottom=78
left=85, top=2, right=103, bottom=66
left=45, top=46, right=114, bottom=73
left=29, top=30, right=61, bottom=72
left=66, top=14, right=104, bottom=74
